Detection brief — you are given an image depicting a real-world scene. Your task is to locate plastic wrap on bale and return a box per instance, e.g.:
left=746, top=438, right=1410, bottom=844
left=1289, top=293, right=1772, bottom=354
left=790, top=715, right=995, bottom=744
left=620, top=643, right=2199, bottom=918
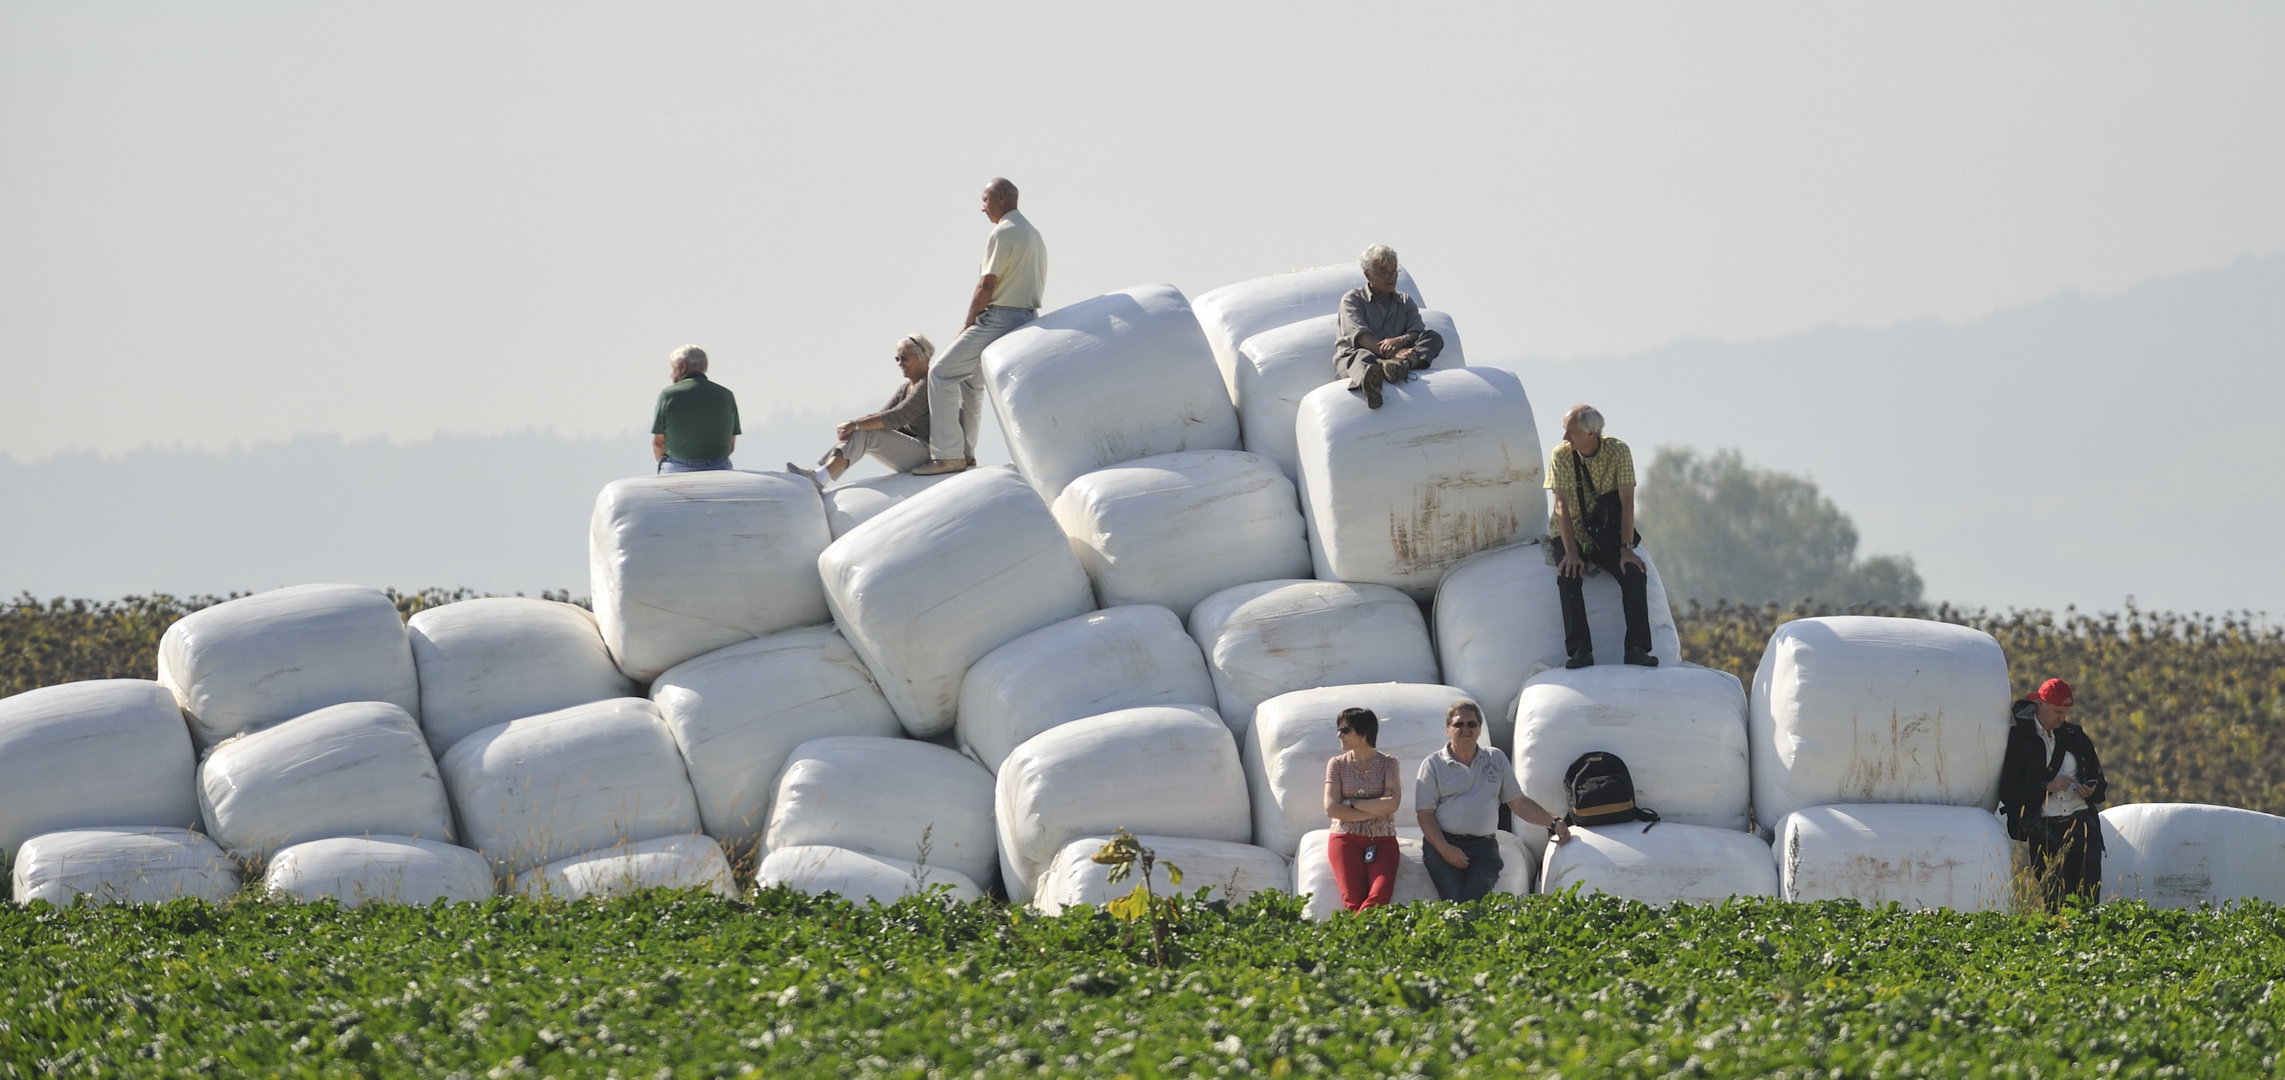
left=993, top=705, right=1250, bottom=906
left=438, top=698, right=701, bottom=875
left=2099, top=803, right=2285, bottom=909
left=265, top=835, right=496, bottom=907
left=817, top=467, right=1094, bottom=738
left=1292, top=368, right=1547, bottom=600
left=981, top=284, right=1239, bottom=501
left=156, top=583, right=420, bottom=750
left=1510, top=664, right=1749, bottom=857
left=0, top=679, right=200, bottom=868
left=1775, top=803, right=2012, bottom=912
left=765, top=737, right=999, bottom=891
left=1750, top=616, right=2011, bottom=835
left=1187, top=580, right=1438, bottom=740
left=10, top=827, right=240, bottom=907
left=588, top=471, right=833, bottom=682
left=1033, top=835, right=1290, bottom=915
left=957, top=605, right=1216, bottom=774
left=1052, top=450, right=1311, bottom=622
left=650, top=626, right=904, bottom=858
left=197, top=701, right=455, bottom=859
left=1539, top=821, right=1777, bottom=905
left=407, top=597, right=634, bottom=758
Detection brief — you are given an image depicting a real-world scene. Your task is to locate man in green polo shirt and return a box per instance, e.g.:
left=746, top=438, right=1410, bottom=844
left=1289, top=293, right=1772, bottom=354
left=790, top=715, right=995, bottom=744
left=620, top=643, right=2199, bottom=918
left=650, top=345, right=740, bottom=473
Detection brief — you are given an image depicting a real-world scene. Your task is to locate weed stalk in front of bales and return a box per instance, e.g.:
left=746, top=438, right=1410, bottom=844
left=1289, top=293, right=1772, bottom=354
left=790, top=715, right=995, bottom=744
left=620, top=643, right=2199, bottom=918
left=2, top=889, right=2280, bottom=1078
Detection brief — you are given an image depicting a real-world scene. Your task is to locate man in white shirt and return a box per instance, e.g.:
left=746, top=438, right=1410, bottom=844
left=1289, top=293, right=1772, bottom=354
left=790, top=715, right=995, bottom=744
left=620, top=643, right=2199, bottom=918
left=1414, top=702, right=1571, bottom=902
left=913, top=177, right=1048, bottom=476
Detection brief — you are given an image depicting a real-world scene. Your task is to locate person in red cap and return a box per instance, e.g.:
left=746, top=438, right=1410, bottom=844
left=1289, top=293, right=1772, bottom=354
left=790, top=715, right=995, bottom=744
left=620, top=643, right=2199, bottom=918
left=1997, top=678, right=2108, bottom=911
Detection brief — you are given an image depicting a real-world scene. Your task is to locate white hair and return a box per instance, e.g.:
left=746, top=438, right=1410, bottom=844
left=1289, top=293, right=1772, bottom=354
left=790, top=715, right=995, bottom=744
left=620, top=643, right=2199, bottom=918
left=1360, top=244, right=1398, bottom=272
left=670, top=345, right=708, bottom=372
left=898, top=333, right=936, bottom=362
left=1566, top=405, right=1605, bottom=434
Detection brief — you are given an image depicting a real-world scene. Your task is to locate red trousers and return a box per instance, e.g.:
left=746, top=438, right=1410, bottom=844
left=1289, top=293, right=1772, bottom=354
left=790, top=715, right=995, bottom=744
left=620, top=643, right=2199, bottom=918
left=1327, top=833, right=1399, bottom=911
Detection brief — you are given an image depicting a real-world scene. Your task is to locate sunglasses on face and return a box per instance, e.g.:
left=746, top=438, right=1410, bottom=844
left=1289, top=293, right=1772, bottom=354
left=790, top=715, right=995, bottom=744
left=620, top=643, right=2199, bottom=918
left=1449, top=720, right=1481, bottom=729
left=1336, top=726, right=1354, bottom=736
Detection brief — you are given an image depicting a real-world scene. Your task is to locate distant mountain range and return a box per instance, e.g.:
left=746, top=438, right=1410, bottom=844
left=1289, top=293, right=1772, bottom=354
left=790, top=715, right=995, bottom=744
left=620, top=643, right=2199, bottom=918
left=6, top=252, right=2278, bottom=613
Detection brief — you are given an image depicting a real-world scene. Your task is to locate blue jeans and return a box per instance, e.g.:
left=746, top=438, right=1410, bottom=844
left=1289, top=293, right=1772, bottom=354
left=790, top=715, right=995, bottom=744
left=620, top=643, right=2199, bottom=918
left=1423, top=833, right=1505, bottom=902
left=926, top=305, right=1037, bottom=462
left=658, top=457, right=733, bottom=474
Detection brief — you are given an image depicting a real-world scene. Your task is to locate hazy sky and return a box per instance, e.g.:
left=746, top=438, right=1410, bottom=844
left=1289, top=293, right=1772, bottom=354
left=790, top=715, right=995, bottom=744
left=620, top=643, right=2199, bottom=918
left=6, top=2, right=2282, bottom=464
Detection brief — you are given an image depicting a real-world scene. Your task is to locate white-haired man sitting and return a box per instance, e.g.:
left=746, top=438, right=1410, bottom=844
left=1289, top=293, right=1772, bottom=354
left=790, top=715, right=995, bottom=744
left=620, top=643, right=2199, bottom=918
left=1333, top=244, right=1444, bottom=409
left=793, top=334, right=938, bottom=489
left=651, top=345, right=740, bottom=473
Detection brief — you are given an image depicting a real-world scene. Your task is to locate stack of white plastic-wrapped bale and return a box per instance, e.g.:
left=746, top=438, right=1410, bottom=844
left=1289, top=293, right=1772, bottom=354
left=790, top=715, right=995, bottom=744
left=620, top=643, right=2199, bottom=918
left=1751, top=616, right=2016, bottom=912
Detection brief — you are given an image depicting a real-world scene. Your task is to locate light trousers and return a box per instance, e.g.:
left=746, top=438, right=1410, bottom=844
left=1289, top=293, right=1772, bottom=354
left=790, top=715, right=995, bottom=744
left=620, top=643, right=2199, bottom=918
left=926, top=305, right=1037, bottom=462
left=821, top=428, right=931, bottom=474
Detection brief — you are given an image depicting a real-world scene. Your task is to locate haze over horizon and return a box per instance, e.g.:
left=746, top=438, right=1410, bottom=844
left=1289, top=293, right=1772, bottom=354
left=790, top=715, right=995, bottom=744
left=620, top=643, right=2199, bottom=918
left=4, top=4, right=2281, bottom=614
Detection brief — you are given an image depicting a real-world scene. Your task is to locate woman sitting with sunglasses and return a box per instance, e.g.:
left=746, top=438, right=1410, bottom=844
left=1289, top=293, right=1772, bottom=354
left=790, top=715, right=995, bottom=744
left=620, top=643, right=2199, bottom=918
left=1323, top=706, right=1403, bottom=911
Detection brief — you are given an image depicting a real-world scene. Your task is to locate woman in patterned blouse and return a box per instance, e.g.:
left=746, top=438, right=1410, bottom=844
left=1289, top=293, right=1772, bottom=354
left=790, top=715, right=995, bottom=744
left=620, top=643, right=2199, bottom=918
left=1323, top=706, right=1403, bottom=910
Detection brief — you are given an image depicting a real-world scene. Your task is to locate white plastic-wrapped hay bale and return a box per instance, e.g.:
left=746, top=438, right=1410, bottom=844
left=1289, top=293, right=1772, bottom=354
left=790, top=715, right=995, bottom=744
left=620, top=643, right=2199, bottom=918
left=995, top=705, right=1251, bottom=905
left=406, top=597, right=635, bottom=758
left=10, top=827, right=240, bottom=906
left=1033, top=835, right=1291, bottom=915
left=822, top=471, right=956, bottom=540
left=198, top=701, right=454, bottom=858
left=1292, top=828, right=1532, bottom=920
left=1192, top=263, right=1424, bottom=399
left=588, top=471, right=833, bottom=682
left=0, top=679, right=199, bottom=866
left=956, top=606, right=1215, bottom=773
left=1510, top=664, right=1749, bottom=857
left=264, top=835, right=495, bottom=907
left=1188, top=580, right=1439, bottom=739
left=1292, top=368, right=1547, bottom=601
left=516, top=834, right=740, bottom=901
left=1751, top=617, right=2012, bottom=835
left=1051, top=450, right=1310, bottom=622
left=1539, top=822, right=1777, bottom=905
left=755, top=844, right=982, bottom=904
left=982, top=284, right=1240, bottom=501
left=156, top=583, right=420, bottom=750
left=2100, top=803, right=2285, bottom=908
left=1234, top=310, right=1466, bottom=482
left=818, top=467, right=1095, bottom=737
left=765, top=737, right=998, bottom=890
left=1435, top=542, right=1684, bottom=744
left=650, top=628, right=903, bottom=856
left=439, top=698, right=701, bottom=875
left=1775, top=803, right=2011, bottom=912
left=1244, top=683, right=1468, bottom=857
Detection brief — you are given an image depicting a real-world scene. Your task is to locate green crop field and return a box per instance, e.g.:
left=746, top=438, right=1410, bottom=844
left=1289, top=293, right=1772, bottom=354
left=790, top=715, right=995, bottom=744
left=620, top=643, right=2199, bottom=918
left=6, top=594, right=2284, bottom=1076
left=3, top=889, right=2281, bottom=1078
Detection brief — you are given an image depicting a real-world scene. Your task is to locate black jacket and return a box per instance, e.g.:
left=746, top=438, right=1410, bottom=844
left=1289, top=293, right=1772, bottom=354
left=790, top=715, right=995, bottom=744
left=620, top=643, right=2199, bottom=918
left=1996, top=699, right=2108, bottom=839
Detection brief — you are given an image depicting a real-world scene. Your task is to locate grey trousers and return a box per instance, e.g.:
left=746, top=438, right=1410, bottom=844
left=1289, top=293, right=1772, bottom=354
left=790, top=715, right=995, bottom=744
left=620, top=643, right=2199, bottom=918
left=1336, top=328, right=1446, bottom=389
left=927, top=305, right=1037, bottom=462
left=822, top=428, right=931, bottom=474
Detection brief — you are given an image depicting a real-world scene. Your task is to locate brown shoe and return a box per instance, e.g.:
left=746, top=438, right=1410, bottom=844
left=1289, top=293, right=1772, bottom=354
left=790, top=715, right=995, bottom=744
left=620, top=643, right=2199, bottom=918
left=1360, top=362, right=1385, bottom=409
left=1381, top=359, right=1411, bottom=384
left=912, top=459, right=969, bottom=476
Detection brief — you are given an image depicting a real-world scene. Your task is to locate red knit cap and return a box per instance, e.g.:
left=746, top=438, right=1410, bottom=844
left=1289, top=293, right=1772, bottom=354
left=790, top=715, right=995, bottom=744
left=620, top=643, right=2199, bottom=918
left=2028, top=678, right=2075, bottom=707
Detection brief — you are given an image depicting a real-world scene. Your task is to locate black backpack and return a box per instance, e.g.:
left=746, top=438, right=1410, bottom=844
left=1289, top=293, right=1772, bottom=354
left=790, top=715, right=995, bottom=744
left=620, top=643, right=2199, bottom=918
left=1563, top=751, right=1660, bottom=832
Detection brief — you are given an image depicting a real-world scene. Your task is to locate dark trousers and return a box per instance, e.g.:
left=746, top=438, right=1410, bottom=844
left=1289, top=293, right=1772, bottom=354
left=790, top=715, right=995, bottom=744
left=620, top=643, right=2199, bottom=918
left=1423, top=833, right=1504, bottom=902
left=1554, top=536, right=1652, bottom=663
left=2027, top=811, right=2103, bottom=912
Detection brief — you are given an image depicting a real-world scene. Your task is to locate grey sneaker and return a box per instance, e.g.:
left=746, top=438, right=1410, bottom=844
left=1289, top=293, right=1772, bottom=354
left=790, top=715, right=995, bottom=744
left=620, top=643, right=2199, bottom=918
left=1359, top=362, right=1385, bottom=409
left=788, top=462, right=824, bottom=492
left=1382, top=359, right=1411, bottom=383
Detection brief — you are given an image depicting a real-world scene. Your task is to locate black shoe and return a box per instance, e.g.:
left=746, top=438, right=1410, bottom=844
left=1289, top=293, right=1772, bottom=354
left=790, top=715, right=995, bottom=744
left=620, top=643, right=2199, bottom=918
left=1624, top=650, right=1659, bottom=668
left=1360, top=363, right=1385, bottom=409
left=1565, top=652, right=1594, bottom=670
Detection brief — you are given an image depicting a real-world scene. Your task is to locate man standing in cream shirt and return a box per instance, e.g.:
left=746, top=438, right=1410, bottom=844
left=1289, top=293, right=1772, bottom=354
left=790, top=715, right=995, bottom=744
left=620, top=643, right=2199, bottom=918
left=914, top=177, right=1047, bottom=475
